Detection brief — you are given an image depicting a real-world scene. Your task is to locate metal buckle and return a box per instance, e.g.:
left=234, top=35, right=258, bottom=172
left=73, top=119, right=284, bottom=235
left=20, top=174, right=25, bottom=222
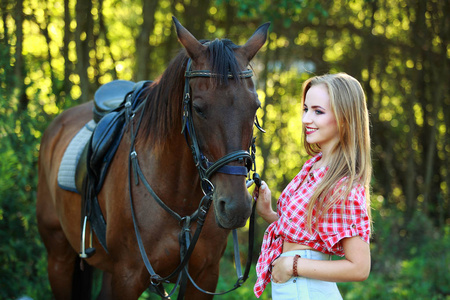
left=179, top=216, right=192, bottom=229
left=150, top=274, right=163, bottom=286
left=201, top=178, right=214, bottom=195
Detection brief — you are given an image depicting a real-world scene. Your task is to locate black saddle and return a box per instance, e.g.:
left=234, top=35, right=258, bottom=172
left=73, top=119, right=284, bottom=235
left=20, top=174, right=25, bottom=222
left=75, top=80, right=151, bottom=192
left=93, top=79, right=136, bottom=122
left=76, top=79, right=152, bottom=253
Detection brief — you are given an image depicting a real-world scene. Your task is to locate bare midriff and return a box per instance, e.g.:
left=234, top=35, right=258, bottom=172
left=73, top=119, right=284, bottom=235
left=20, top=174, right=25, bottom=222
left=282, top=240, right=314, bottom=252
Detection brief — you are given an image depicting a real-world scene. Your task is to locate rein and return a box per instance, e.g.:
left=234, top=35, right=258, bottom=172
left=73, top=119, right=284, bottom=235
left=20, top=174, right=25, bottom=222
left=126, top=59, right=262, bottom=299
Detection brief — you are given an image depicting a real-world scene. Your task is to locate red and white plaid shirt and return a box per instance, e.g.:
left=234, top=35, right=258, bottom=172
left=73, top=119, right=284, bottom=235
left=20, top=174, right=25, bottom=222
left=254, top=153, right=371, bottom=297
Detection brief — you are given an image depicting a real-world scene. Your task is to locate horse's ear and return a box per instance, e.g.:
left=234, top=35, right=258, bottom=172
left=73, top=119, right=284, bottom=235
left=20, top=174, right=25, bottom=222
left=172, top=16, right=206, bottom=61
left=238, top=22, right=270, bottom=62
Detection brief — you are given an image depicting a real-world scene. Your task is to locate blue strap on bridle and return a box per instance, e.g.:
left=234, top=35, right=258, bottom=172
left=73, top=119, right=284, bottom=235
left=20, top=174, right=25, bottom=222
left=206, top=162, right=248, bottom=176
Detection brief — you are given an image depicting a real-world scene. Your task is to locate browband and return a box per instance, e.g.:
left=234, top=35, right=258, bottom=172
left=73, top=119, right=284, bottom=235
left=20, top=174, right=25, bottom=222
left=185, top=69, right=253, bottom=79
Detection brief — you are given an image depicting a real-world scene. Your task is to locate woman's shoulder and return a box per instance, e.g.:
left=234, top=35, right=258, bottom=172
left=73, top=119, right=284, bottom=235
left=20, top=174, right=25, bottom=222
left=333, top=178, right=367, bottom=205
left=322, top=180, right=369, bottom=223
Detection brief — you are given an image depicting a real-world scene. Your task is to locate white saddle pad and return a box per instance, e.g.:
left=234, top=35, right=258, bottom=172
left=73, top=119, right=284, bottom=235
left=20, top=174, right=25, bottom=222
left=57, top=120, right=96, bottom=192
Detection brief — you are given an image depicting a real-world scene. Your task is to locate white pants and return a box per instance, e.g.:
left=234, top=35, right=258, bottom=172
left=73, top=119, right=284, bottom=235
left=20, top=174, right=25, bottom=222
left=271, top=250, right=343, bottom=300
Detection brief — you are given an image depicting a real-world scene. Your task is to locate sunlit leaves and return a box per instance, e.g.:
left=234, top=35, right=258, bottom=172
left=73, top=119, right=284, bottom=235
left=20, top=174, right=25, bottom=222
left=1, top=0, right=448, bottom=298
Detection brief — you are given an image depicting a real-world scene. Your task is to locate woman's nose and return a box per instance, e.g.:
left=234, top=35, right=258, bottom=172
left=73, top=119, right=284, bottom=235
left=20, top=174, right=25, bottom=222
left=302, top=112, right=312, bottom=124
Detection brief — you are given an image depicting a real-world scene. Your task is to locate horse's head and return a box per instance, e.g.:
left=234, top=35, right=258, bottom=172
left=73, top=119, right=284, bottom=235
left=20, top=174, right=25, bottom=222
left=173, top=17, right=269, bottom=229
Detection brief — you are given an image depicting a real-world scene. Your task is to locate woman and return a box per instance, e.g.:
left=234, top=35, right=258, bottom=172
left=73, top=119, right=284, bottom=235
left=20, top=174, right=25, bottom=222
left=254, top=73, right=372, bottom=299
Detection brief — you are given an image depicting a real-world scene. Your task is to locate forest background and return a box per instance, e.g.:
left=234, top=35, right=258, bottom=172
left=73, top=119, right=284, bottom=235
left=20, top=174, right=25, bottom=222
left=0, top=0, right=449, bottom=299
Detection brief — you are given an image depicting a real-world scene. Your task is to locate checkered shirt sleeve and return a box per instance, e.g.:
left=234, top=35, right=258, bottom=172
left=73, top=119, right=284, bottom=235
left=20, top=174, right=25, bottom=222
left=317, top=183, right=371, bottom=251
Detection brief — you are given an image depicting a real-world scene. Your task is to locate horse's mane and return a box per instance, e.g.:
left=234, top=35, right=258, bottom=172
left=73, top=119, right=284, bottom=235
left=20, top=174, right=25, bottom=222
left=138, top=38, right=242, bottom=149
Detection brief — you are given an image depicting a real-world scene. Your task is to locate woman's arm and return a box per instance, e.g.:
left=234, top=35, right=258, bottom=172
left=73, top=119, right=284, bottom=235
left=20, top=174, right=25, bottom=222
left=271, top=236, right=371, bottom=283
left=253, top=181, right=279, bottom=223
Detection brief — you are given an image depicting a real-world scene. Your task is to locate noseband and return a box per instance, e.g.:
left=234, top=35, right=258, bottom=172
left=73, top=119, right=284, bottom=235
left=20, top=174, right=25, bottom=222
left=126, top=58, right=262, bottom=298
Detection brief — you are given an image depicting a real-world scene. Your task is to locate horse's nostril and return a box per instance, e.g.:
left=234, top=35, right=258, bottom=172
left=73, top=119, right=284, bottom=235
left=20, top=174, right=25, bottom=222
left=218, top=198, right=227, bottom=213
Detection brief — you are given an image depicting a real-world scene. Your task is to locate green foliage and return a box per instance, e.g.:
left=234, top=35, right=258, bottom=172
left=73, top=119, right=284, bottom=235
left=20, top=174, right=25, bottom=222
left=219, top=0, right=328, bottom=26
left=0, top=50, right=51, bottom=298
left=338, top=210, right=450, bottom=299
left=0, top=0, right=448, bottom=298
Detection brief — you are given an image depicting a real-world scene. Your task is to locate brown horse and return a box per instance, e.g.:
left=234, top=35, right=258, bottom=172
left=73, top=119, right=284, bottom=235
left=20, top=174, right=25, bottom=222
left=37, top=18, right=269, bottom=299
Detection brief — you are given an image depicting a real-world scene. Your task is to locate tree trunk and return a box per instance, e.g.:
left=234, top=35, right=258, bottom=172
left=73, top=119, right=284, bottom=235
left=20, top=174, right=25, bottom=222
left=42, top=5, right=56, bottom=101
left=13, top=0, right=27, bottom=112
left=423, top=60, right=443, bottom=215
left=404, top=97, right=416, bottom=218
left=62, top=0, right=72, bottom=102
left=135, top=0, right=158, bottom=81
left=183, top=0, right=211, bottom=39
left=75, top=0, right=93, bottom=102
left=439, top=0, right=450, bottom=225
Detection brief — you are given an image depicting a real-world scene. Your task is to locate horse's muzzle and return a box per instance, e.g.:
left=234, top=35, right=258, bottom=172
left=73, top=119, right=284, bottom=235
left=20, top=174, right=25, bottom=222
left=213, top=191, right=252, bottom=229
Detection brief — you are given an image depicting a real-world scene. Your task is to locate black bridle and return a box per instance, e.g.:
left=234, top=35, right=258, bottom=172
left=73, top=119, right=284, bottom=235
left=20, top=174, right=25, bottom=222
left=181, top=58, right=256, bottom=190
left=127, top=58, right=263, bottom=299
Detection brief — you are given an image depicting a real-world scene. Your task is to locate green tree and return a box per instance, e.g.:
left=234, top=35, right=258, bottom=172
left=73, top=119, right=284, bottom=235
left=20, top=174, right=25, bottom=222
left=0, top=0, right=448, bottom=298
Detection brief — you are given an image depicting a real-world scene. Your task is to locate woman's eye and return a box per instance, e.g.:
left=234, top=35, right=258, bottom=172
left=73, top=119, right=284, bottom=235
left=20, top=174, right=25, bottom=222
left=315, top=110, right=324, bottom=115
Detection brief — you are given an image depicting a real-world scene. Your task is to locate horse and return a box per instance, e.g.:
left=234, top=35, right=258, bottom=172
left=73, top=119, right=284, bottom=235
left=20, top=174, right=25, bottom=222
left=36, top=17, right=269, bottom=299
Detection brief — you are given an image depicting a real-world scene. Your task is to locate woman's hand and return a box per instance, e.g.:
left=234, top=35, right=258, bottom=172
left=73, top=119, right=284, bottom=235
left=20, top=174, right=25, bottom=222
left=253, top=181, right=278, bottom=223
left=271, top=256, right=294, bottom=283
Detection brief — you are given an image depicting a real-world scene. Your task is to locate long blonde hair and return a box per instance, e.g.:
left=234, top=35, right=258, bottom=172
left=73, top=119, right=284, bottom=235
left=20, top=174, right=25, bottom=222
left=301, top=73, right=372, bottom=231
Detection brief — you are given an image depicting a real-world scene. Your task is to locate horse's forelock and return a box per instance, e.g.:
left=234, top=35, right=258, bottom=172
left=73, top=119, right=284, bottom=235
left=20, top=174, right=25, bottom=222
left=206, top=39, right=241, bottom=86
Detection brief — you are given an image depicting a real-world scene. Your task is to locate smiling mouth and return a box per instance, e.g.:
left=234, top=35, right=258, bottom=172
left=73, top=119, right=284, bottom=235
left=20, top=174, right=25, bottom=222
left=305, top=127, right=318, bottom=134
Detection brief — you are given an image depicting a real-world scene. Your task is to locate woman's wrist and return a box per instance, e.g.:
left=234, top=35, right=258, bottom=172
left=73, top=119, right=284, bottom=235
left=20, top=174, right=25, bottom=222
left=293, top=254, right=301, bottom=277
left=260, top=210, right=278, bottom=223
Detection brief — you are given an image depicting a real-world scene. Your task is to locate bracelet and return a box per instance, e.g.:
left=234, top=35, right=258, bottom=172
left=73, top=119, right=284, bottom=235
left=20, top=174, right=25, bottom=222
left=293, top=254, right=301, bottom=277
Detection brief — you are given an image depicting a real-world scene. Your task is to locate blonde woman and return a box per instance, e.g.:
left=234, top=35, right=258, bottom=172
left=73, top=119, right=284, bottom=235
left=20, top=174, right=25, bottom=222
left=254, top=73, right=372, bottom=299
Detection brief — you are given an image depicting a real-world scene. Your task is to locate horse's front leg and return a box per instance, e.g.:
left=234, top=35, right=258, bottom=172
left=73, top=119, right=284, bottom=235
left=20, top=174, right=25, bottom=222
left=96, top=271, right=113, bottom=300
left=110, top=265, right=149, bottom=300
left=183, top=263, right=220, bottom=300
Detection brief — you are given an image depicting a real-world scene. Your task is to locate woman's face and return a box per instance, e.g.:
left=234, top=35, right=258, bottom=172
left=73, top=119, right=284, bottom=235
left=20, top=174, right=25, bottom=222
left=302, top=83, right=339, bottom=154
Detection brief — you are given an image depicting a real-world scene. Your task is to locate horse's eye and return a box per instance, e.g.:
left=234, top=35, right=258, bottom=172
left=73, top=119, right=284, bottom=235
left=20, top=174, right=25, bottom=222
left=193, top=104, right=206, bottom=119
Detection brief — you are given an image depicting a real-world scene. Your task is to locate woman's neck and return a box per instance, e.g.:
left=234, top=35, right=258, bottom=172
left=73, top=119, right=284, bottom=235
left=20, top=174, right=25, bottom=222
left=314, top=150, right=332, bottom=170
left=318, top=143, right=336, bottom=168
